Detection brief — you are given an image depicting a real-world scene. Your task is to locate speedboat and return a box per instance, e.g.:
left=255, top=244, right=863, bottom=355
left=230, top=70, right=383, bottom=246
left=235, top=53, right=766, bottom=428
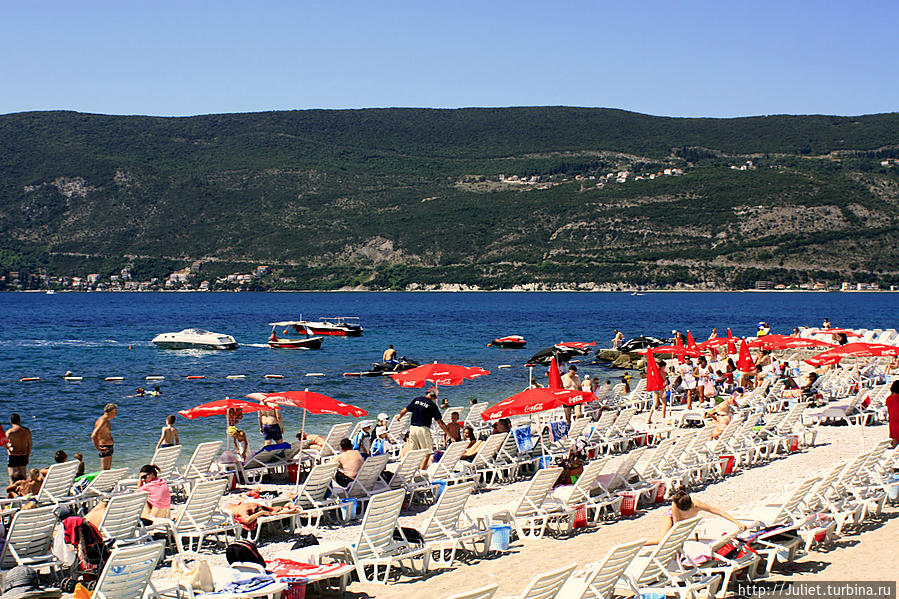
left=488, top=335, right=526, bottom=349
left=292, top=315, right=363, bottom=336
left=152, top=329, right=238, bottom=350
left=267, top=321, right=324, bottom=349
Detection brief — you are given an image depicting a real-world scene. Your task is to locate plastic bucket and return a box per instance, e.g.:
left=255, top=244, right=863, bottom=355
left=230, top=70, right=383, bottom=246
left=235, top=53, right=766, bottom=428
left=788, top=435, right=800, bottom=452
left=488, top=524, right=511, bottom=551
left=283, top=578, right=308, bottom=599
left=536, top=456, right=553, bottom=470
left=718, top=454, right=735, bottom=475
left=432, top=479, right=448, bottom=498
left=641, top=592, right=666, bottom=599
left=618, top=491, right=639, bottom=516
left=339, top=498, right=357, bottom=521
left=572, top=504, right=588, bottom=529
left=887, top=475, right=899, bottom=501
left=287, top=463, right=299, bottom=484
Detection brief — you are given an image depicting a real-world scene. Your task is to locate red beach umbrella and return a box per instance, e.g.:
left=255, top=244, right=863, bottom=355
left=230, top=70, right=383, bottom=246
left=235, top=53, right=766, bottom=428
left=737, top=338, right=756, bottom=372
left=248, top=390, right=367, bottom=467
left=390, top=363, right=490, bottom=388
left=805, top=342, right=899, bottom=366
left=247, top=391, right=367, bottom=417
left=556, top=341, right=596, bottom=348
left=726, top=328, right=736, bottom=355
left=685, top=331, right=697, bottom=349
left=640, top=345, right=703, bottom=357
left=178, top=397, right=274, bottom=420
left=644, top=349, right=666, bottom=392
left=547, top=357, right=564, bottom=390
left=809, top=328, right=862, bottom=337
left=481, top=387, right=596, bottom=421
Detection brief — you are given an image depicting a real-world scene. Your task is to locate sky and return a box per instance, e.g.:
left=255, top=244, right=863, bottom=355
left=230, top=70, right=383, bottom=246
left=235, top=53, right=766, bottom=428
left=2, top=0, right=897, bottom=118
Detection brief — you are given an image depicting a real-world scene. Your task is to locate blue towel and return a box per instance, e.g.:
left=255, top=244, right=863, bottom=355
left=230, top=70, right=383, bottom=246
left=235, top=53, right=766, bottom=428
left=514, top=425, right=534, bottom=453
left=216, top=575, right=275, bottom=594
left=550, top=421, right=569, bottom=442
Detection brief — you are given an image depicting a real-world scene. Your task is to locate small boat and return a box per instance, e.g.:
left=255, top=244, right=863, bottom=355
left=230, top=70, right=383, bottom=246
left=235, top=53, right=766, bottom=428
left=267, top=321, right=324, bottom=349
left=488, top=335, right=527, bottom=349
left=344, top=357, right=420, bottom=377
left=292, top=315, right=363, bottom=336
left=152, top=328, right=238, bottom=350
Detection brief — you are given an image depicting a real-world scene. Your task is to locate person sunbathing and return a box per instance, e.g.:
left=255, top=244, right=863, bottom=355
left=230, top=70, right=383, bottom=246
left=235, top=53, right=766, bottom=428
left=6, top=470, right=41, bottom=497
left=649, top=486, right=745, bottom=544
left=226, top=501, right=302, bottom=529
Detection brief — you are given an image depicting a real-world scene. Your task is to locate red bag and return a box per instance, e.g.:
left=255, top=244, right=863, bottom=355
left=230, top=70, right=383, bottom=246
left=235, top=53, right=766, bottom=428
left=572, top=504, right=588, bottom=529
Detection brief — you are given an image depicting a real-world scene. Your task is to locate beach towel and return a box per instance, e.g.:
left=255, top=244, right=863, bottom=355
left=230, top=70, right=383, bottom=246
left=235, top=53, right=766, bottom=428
left=549, top=421, right=569, bottom=442
left=514, top=425, right=534, bottom=453
left=266, top=558, right=352, bottom=579
left=215, top=575, right=275, bottom=594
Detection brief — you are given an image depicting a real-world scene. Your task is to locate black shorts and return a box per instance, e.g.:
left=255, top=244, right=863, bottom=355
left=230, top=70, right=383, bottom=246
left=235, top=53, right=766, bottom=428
left=97, top=444, right=114, bottom=458
left=8, top=454, right=28, bottom=468
left=335, top=471, right=354, bottom=487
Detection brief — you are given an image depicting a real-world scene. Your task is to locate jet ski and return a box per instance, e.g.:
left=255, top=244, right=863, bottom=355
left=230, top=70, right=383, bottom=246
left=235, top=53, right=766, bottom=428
left=344, top=357, right=421, bottom=377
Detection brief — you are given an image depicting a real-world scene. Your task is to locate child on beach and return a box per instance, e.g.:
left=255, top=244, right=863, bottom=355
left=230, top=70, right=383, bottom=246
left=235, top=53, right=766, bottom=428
left=229, top=426, right=248, bottom=461
left=156, top=415, right=179, bottom=449
left=73, top=452, right=85, bottom=477
left=7, top=468, right=43, bottom=497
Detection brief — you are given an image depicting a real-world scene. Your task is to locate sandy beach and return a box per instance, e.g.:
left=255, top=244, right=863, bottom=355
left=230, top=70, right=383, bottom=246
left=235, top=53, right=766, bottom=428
left=149, top=423, right=899, bottom=598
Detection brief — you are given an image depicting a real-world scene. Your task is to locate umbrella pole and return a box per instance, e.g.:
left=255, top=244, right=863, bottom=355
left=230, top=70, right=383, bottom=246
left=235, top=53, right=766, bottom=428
left=295, top=407, right=307, bottom=493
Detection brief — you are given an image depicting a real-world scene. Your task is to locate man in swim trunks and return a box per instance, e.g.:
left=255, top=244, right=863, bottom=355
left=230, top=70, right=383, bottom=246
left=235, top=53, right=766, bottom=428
left=6, top=413, right=32, bottom=481
left=91, top=403, right=117, bottom=470
left=382, top=344, right=397, bottom=363
left=257, top=407, right=284, bottom=444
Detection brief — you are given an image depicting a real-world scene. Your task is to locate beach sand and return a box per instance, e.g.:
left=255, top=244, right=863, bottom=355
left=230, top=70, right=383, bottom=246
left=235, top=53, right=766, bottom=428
left=151, top=424, right=898, bottom=598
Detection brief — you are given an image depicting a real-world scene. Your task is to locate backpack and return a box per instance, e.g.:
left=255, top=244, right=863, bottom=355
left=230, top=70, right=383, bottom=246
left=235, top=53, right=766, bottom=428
left=225, top=540, right=265, bottom=568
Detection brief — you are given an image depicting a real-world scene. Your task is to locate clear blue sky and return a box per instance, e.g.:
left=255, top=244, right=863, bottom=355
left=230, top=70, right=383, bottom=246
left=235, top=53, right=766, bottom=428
left=2, top=0, right=897, bottom=118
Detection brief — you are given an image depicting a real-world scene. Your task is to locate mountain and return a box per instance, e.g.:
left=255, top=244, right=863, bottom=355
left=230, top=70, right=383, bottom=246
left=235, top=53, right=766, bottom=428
left=1, top=107, right=898, bottom=290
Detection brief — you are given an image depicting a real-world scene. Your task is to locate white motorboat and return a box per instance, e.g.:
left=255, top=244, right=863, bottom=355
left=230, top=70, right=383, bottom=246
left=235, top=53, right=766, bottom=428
left=151, top=328, right=239, bottom=350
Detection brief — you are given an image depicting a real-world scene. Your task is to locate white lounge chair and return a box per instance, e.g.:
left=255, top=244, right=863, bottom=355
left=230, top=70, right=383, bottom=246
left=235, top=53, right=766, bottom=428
left=406, top=481, right=490, bottom=568
left=151, top=478, right=237, bottom=554
left=75, top=467, right=129, bottom=509
left=447, top=584, right=499, bottom=599
left=502, top=563, right=577, bottom=599
left=563, top=539, right=646, bottom=599
left=472, top=467, right=567, bottom=539
left=334, top=453, right=390, bottom=507
left=35, top=460, right=81, bottom=505
left=0, top=505, right=62, bottom=575
left=170, top=441, right=222, bottom=495
left=388, top=448, right=433, bottom=502
left=98, top=491, right=151, bottom=545
left=90, top=542, right=165, bottom=599
left=551, top=457, right=622, bottom=524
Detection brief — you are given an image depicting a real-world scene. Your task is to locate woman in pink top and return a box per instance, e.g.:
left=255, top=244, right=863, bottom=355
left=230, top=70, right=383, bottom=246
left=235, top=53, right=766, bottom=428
left=138, top=464, right=171, bottom=519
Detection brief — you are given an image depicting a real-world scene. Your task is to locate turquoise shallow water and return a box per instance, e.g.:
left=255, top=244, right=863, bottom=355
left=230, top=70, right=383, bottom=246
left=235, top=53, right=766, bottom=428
left=0, top=291, right=896, bottom=473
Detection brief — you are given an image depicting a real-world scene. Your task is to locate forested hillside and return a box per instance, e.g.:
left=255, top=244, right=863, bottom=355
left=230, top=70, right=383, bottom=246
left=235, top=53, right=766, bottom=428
left=1, top=107, right=898, bottom=290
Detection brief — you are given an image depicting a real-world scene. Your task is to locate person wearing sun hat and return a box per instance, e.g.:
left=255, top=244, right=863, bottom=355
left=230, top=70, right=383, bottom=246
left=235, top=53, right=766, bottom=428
left=351, top=420, right=373, bottom=456
left=370, top=426, right=393, bottom=456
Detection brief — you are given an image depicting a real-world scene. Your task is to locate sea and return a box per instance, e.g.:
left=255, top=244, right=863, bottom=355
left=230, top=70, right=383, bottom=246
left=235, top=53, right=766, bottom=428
left=1, top=291, right=897, bottom=473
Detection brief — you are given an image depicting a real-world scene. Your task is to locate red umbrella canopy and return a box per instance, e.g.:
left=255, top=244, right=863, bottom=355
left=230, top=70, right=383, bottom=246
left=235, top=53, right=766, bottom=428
left=547, top=357, right=564, bottom=390
left=685, top=331, right=697, bottom=349
left=391, top=363, right=490, bottom=388
left=247, top=391, right=367, bottom=417
left=556, top=341, right=596, bottom=348
left=746, top=334, right=793, bottom=349
left=754, top=336, right=837, bottom=351
left=644, top=349, right=666, bottom=392
left=481, top=388, right=596, bottom=421
left=737, top=338, right=756, bottom=372
left=178, top=397, right=275, bottom=420
left=640, top=345, right=703, bottom=357
left=805, top=342, right=899, bottom=366
left=726, top=328, right=736, bottom=355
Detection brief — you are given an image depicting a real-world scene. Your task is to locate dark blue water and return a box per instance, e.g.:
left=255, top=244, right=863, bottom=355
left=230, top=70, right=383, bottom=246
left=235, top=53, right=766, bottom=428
left=1, top=291, right=896, bottom=471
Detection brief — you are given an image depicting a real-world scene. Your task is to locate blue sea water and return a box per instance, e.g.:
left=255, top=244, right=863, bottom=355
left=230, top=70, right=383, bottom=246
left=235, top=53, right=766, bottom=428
left=0, top=291, right=896, bottom=473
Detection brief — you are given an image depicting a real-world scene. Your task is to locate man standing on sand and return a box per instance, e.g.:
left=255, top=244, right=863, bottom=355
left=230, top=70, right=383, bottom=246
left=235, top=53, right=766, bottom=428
left=397, top=388, right=451, bottom=466
left=561, top=365, right=582, bottom=425
left=91, top=403, right=117, bottom=470
left=6, top=414, right=32, bottom=481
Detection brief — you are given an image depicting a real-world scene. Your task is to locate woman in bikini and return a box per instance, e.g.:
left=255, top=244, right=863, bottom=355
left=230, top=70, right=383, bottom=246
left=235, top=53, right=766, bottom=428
left=650, top=486, right=746, bottom=544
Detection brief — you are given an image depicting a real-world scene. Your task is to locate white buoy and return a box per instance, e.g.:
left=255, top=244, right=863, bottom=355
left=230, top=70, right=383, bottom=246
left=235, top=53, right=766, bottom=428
left=305, top=373, right=325, bottom=377
left=264, top=374, right=284, bottom=379
left=104, top=376, right=124, bottom=382
left=497, top=364, right=512, bottom=369
left=145, top=375, right=165, bottom=381
left=226, top=375, right=246, bottom=379
left=64, top=376, right=83, bottom=381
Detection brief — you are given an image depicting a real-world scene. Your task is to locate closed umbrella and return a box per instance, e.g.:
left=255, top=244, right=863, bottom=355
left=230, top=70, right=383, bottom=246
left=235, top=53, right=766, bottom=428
left=685, top=331, right=697, bottom=349
left=644, top=349, right=666, bottom=392
left=726, top=328, right=736, bottom=355
left=547, top=357, right=564, bottom=390
left=737, top=338, right=756, bottom=372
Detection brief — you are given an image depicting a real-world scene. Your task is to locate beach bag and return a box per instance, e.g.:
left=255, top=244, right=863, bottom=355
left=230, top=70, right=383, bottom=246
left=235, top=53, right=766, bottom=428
left=225, top=540, right=265, bottom=568
left=290, top=535, right=319, bottom=550
left=173, top=557, right=214, bottom=593
left=393, top=527, right=424, bottom=545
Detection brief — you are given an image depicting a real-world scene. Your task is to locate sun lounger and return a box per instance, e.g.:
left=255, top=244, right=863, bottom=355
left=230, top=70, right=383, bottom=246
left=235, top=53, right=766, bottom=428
left=73, top=467, right=129, bottom=509
left=388, top=449, right=434, bottom=503
left=333, top=453, right=390, bottom=507
left=91, top=542, right=165, bottom=599
left=447, top=584, right=499, bottom=599
left=0, top=505, right=62, bottom=575
left=97, top=491, right=151, bottom=545
left=150, top=478, right=237, bottom=554
left=286, top=488, right=429, bottom=584
left=470, top=467, right=567, bottom=539
left=169, top=441, right=223, bottom=496
left=34, top=460, right=81, bottom=506
left=501, top=563, right=577, bottom=599
left=308, top=423, right=354, bottom=463
left=562, top=539, right=646, bottom=599
left=551, top=457, right=622, bottom=524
